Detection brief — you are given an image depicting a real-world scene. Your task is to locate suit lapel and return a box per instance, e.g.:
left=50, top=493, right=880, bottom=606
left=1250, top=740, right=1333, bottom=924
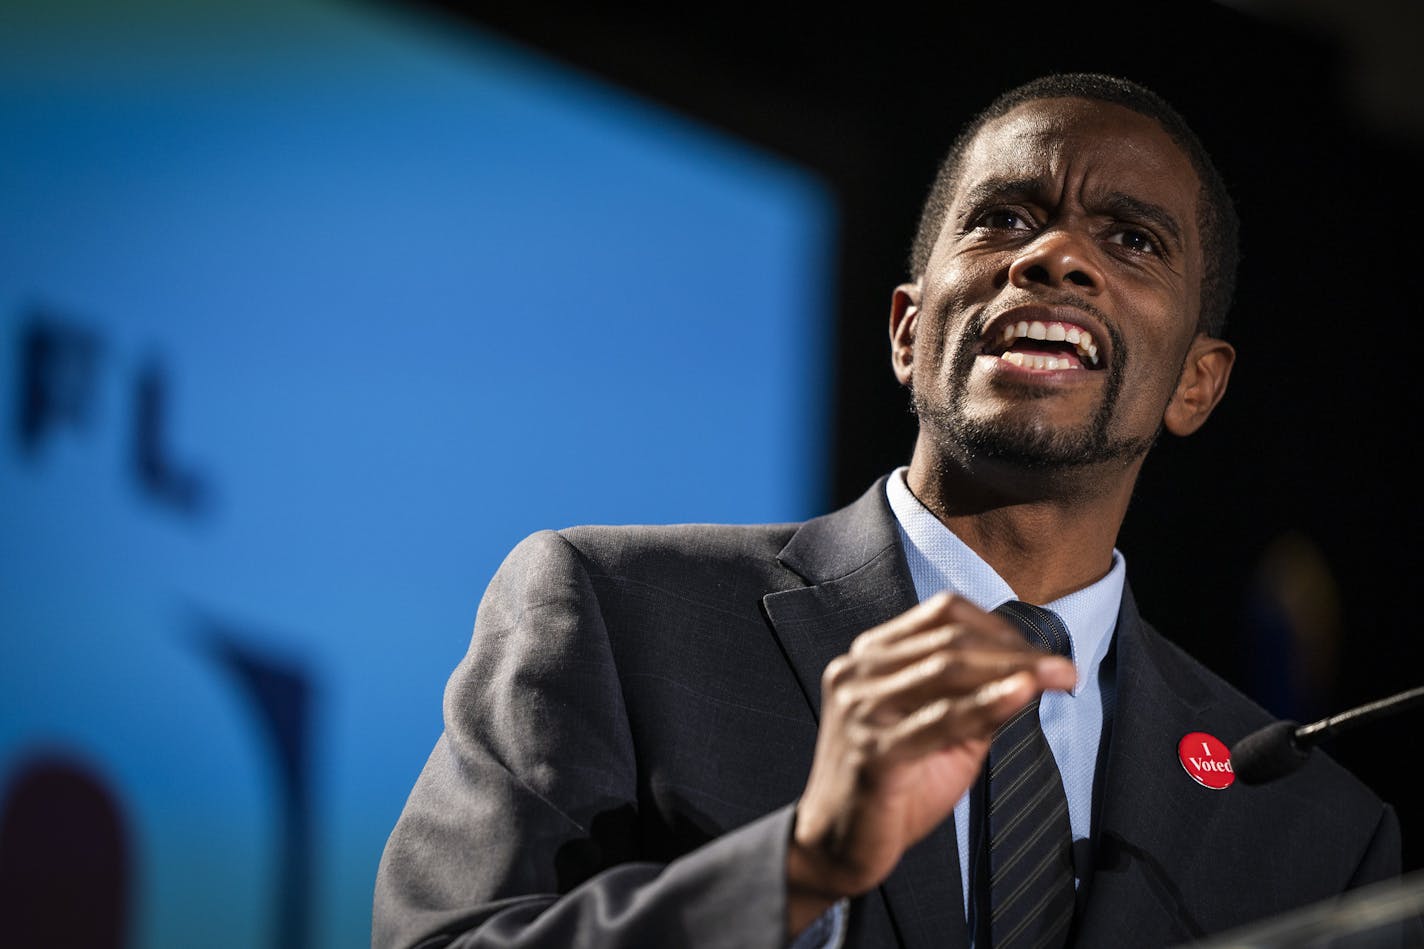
left=1073, top=587, right=1222, bottom=947
left=763, top=480, right=969, bottom=949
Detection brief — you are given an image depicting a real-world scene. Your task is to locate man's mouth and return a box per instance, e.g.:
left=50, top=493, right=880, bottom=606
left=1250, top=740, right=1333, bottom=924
left=981, top=318, right=1103, bottom=371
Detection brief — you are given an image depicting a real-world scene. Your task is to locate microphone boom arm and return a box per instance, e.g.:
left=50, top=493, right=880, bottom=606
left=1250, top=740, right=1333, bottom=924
left=1296, top=685, right=1424, bottom=747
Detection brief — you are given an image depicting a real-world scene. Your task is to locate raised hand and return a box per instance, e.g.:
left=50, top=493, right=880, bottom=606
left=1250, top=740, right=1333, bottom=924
left=785, top=591, right=1077, bottom=933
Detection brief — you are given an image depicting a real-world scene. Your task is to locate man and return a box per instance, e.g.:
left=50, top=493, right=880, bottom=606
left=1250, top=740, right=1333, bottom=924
left=374, top=74, right=1400, bottom=948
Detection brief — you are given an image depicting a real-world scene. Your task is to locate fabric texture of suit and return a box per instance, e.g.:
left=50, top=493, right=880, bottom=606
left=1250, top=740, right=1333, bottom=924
left=374, top=478, right=1400, bottom=948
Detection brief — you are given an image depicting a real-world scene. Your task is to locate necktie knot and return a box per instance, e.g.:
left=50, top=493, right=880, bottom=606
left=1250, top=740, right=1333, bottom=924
left=994, top=600, right=1072, bottom=660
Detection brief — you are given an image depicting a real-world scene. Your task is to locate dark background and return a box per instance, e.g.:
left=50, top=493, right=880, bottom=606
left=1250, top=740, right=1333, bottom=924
left=407, top=0, right=1424, bottom=870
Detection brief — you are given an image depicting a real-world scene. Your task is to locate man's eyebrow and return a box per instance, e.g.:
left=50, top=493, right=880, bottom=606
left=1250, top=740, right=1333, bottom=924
left=957, top=178, right=1047, bottom=212
left=956, top=180, right=1187, bottom=249
left=1098, top=192, right=1184, bottom=248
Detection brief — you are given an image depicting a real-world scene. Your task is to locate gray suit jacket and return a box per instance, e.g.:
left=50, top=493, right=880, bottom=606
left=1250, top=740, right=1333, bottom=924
left=373, top=479, right=1399, bottom=948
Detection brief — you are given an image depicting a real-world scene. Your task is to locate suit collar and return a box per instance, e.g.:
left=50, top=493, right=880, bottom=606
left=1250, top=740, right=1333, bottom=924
left=764, top=477, right=918, bottom=723
left=764, top=478, right=968, bottom=949
left=775, top=476, right=908, bottom=587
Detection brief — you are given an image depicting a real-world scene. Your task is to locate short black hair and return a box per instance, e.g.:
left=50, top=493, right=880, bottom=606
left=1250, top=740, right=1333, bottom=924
left=908, top=73, right=1239, bottom=337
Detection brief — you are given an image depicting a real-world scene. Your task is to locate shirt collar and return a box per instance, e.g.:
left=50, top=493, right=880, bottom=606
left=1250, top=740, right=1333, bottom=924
left=885, top=467, right=1123, bottom=697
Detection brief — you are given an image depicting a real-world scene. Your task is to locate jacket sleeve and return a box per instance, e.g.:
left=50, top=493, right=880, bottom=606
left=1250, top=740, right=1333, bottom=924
left=373, top=530, right=794, bottom=949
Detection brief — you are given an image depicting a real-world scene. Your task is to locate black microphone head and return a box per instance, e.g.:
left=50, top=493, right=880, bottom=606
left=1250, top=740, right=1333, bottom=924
left=1232, top=720, right=1309, bottom=785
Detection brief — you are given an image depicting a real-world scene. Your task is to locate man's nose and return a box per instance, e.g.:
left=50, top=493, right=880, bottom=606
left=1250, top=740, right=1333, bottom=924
left=1006, top=229, right=1104, bottom=294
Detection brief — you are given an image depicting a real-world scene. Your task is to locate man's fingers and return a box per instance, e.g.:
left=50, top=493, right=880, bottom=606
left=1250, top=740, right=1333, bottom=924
left=839, top=646, right=1063, bottom=722
left=848, top=599, right=1038, bottom=681
left=1034, top=655, right=1077, bottom=692
left=851, top=591, right=1025, bottom=655
left=851, top=626, right=1075, bottom=683
left=796, top=595, right=1077, bottom=902
left=871, top=670, right=1041, bottom=766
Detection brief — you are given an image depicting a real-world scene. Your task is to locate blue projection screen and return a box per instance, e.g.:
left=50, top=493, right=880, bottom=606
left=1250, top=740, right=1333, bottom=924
left=0, top=1, right=833, bottom=946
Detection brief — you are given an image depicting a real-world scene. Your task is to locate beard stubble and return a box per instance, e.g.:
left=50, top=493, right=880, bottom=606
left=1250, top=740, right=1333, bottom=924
left=912, top=319, right=1159, bottom=472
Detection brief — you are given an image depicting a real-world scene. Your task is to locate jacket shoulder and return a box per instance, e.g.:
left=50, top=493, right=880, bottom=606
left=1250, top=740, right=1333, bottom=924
left=549, top=521, right=804, bottom=590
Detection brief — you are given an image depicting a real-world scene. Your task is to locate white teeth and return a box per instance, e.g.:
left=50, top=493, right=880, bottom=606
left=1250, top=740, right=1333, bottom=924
left=999, top=353, right=1077, bottom=371
left=994, top=319, right=1102, bottom=368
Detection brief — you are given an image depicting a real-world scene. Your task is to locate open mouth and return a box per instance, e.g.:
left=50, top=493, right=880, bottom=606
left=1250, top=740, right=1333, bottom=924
left=981, top=318, right=1103, bottom=371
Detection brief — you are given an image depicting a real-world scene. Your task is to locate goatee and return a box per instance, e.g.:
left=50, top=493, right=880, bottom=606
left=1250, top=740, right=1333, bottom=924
left=913, top=323, right=1157, bottom=471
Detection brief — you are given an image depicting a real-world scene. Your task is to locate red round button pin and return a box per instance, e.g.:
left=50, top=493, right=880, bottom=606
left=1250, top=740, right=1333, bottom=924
left=1178, top=732, right=1235, bottom=789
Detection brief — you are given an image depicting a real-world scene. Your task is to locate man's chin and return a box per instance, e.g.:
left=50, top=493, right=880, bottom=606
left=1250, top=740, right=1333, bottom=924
left=916, top=397, right=1155, bottom=472
left=950, top=420, right=1153, bottom=471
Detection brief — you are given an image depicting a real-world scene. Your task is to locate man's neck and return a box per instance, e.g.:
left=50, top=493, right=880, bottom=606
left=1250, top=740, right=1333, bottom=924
left=905, top=444, right=1140, bottom=604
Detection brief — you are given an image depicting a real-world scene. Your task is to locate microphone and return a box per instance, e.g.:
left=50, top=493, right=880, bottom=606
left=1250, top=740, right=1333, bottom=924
left=1231, top=685, right=1424, bottom=785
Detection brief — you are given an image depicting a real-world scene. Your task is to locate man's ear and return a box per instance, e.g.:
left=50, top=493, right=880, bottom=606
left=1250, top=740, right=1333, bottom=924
left=890, top=281, right=921, bottom=386
left=1163, top=333, right=1235, bottom=436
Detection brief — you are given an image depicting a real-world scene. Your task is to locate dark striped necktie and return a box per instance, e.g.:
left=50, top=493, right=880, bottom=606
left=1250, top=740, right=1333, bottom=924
left=986, top=600, right=1075, bottom=949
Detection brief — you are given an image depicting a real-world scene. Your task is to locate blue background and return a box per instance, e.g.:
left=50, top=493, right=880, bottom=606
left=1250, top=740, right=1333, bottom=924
left=0, top=0, right=832, bottom=945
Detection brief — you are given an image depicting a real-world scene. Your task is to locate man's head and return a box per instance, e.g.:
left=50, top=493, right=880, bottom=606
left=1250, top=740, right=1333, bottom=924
left=909, top=74, right=1238, bottom=338
left=890, top=77, right=1236, bottom=487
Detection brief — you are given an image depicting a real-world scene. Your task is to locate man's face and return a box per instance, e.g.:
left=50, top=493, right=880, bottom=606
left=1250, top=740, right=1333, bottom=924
left=895, top=97, right=1218, bottom=472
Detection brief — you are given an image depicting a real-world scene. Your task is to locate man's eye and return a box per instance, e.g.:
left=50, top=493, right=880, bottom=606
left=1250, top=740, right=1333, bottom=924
left=975, top=210, right=1033, bottom=231
left=1107, top=228, right=1158, bottom=255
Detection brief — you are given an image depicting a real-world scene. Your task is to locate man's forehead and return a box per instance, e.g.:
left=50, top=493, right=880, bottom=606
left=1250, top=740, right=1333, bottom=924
left=953, top=97, right=1201, bottom=211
